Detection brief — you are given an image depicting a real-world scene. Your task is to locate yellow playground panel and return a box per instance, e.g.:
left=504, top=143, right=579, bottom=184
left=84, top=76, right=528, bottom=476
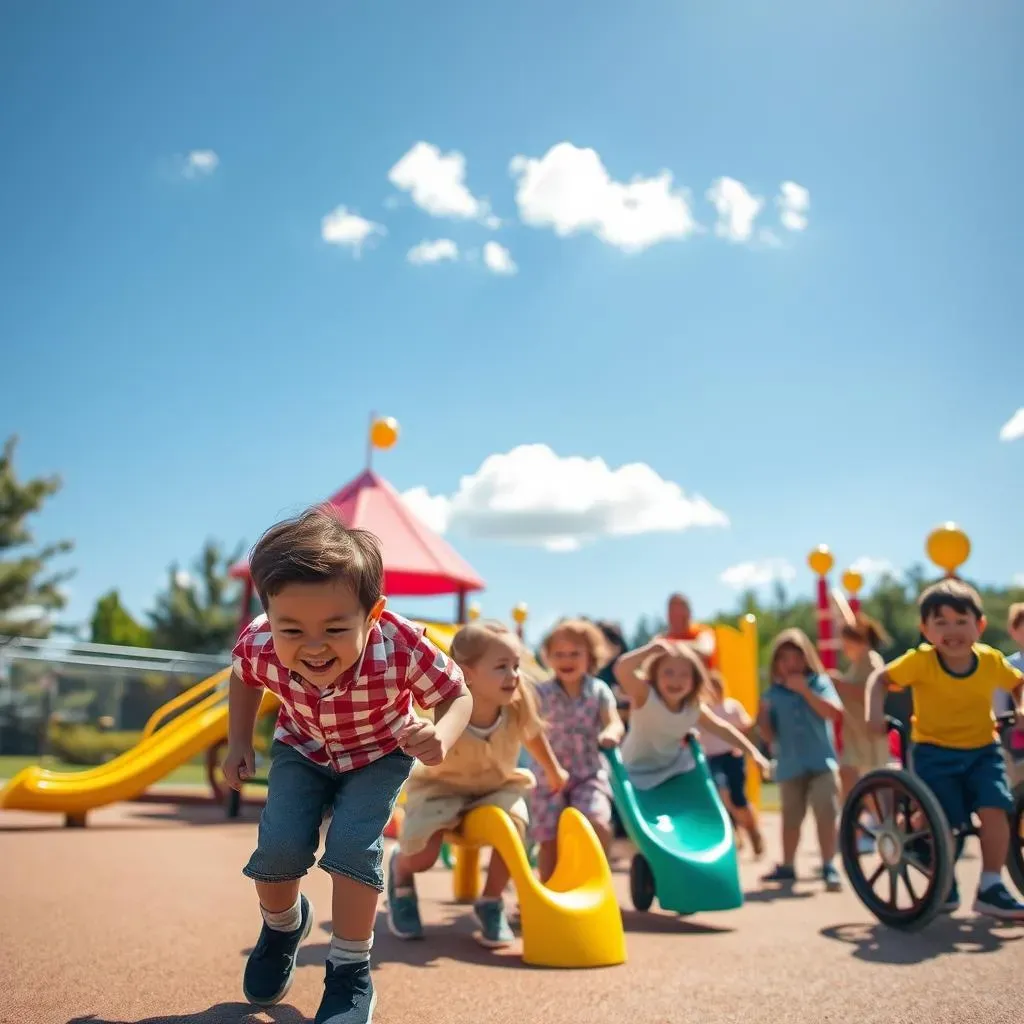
left=713, top=614, right=761, bottom=809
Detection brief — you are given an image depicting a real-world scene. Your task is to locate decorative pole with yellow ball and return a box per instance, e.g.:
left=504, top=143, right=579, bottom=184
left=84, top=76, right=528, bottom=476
left=467, top=603, right=481, bottom=622
left=925, top=522, right=971, bottom=579
left=842, top=569, right=864, bottom=617
left=366, top=413, right=399, bottom=470
left=512, top=602, right=528, bottom=640
left=807, top=545, right=838, bottom=673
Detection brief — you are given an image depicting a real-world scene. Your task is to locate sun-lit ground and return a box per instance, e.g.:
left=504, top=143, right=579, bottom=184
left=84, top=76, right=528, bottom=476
left=2, top=797, right=1021, bottom=1024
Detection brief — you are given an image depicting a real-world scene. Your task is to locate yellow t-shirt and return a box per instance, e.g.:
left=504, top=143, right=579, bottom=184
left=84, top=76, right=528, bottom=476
left=885, top=643, right=1023, bottom=749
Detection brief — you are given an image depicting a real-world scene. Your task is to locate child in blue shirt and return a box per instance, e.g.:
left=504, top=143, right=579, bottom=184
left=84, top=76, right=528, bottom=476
left=757, top=628, right=845, bottom=891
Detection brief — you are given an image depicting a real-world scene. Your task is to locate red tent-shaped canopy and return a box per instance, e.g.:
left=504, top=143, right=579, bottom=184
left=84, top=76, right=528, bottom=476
left=230, top=469, right=484, bottom=628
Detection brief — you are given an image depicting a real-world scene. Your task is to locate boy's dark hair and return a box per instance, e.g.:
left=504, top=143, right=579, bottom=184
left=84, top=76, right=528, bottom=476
left=248, top=505, right=384, bottom=614
left=918, top=578, right=984, bottom=622
left=595, top=619, right=627, bottom=654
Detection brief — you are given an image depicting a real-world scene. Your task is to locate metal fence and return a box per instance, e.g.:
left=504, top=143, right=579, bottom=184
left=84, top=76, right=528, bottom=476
left=0, top=635, right=229, bottom=759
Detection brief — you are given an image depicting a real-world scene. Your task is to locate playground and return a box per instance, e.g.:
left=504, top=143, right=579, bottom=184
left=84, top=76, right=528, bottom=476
left=2, top=420, right=1023, bottom=1024
left=1, top=794, right=1020, bottom=1024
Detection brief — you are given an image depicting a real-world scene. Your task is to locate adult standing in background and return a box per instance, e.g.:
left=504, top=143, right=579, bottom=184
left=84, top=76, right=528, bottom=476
left=662, top=593, right=719, bottom=670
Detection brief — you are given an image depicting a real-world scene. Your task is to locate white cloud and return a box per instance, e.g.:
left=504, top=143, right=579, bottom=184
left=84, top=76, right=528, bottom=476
left=407, top=239, right=459, bottom=265
left=400, top=443, right=727, bottom=552
left=706, top=177, right=764, bottom=242
left=849, top=556, right=897, bottom=578
left=182, top=150, right=219, bottom=178
left=719, top=559, right=797, bottom=590
left=1013, top=573, right=1024, bottom=588
left=174, top=570, right=194, bottom=590
left=388, top=141, right=493, bottom=223
left=321, top=206, right=385, bottom=255
left=509, top=142, right=698, bottom=253
left=483, top=240, right=517, bottom=275
left=999, top=408, right=1024, bottom=442
left=777, top=181, right=810, bottom=231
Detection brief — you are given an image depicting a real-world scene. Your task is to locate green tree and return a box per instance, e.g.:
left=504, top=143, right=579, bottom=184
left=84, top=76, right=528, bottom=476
left=148, top=539, right=243, bottom=654
left=90, top=589, right=153, bottom=648
left=0, top=435, right=74, bottom=638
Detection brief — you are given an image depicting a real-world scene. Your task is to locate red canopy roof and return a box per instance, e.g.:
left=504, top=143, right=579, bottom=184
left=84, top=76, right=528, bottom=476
left=229, top=470, right=485, bottom=598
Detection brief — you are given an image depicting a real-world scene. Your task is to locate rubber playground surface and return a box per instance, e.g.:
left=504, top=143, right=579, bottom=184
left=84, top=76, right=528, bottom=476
left=2, top=797, right=1020, bottom=1024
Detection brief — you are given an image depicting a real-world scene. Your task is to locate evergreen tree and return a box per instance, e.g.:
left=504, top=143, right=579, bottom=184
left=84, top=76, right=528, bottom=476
left=148, top=539, right=243, bottom=654
left=90, top=589, right=153, bottom=648
left=0, top=435, right=74, bottom=638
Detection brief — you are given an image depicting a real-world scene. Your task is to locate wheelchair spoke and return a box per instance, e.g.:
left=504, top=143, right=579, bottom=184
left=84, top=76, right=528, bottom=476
left=902, top=850, right=933, bottom=879
left=867, top=861, right=886, bottom=888
left=899, top=862, right=918, bottom=905
left=886, top=864, right=899, bottom=907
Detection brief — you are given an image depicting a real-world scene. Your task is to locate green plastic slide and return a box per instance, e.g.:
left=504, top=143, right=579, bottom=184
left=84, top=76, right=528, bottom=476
left=603, top=740, right=744, bottom=915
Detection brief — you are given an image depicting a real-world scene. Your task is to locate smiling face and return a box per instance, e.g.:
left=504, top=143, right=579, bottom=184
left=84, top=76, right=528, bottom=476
left=920, top=604, right=985, bottom=665
left=265, top=579, right=384, bottom=687
left=464, top=633, right=522, bottom=708
left=666, top=595, right=691, bottom=635
left=546, top=636, right=589, bottom=687
left=652, top=653, right=698, bottom=709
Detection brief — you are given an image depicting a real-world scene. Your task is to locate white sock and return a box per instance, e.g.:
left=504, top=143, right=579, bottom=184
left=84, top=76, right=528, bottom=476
left=261, top=898, right=302, bottom=933
left=979, top=871, right=1002, bottom=891
left=328, top=933, right=373, bottom=967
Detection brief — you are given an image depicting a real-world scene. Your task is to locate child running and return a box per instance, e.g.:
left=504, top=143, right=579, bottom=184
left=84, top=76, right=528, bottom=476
left=222, top=506, right=473, bottom=1024
left=701, top=669, right=766, bottom=856
left=866, top=579, right=1024, bottom=918
left=527, top=619, right=625, bottom=882
left=386, top=621, right=568, bottom=948
left=758, top=628, right=846, bottom=892
left=613, top=638, right=770, bottom=794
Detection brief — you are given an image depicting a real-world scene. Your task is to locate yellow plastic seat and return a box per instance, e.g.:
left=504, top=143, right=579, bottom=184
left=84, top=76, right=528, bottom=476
left=445, top=805, right=626, bottom=969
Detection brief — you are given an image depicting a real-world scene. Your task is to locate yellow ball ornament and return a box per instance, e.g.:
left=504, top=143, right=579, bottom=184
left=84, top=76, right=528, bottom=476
left=807, top=544, right=834, bottom=577
left=369, top=417, right=399, bottom=450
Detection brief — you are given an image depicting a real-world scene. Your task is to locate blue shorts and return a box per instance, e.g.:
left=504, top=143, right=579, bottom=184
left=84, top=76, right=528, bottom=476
left=708, top=752, right=748, bottom=809
left=243, top=741, right=414, bottom=892
left=912, top=741, right=1013, bottom=830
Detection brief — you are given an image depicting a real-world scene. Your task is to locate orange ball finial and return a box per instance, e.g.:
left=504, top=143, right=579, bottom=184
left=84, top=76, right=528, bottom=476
left=841, top=570, right=864, bottom=595
left=807, top=544, right=834, bottom=577
left=511, top=602, right=528, bottom=626
left=467, top=603, right=481, bottom=622
left=369, top=416, right=399, bottom=450
left=926, top=522, right=970, bottom=576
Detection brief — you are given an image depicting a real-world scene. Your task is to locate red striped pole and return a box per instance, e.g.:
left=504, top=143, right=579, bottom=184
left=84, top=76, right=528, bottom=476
left=807, top=545, right=837, bottom=671
left=842, top=569, right=863, bottom=617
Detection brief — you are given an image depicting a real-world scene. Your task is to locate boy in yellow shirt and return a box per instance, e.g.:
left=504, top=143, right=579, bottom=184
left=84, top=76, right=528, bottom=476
left=866, top=579, right=1024, bottom=919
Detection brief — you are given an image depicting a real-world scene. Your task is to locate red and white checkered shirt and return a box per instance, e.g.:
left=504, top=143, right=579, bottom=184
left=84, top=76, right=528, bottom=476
left=232, top=609, right=466, bottom=773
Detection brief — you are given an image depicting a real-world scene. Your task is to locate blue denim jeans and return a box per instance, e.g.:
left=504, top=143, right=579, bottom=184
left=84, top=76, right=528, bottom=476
left=913, top=741, right=1014, bottom=831
left=243, top=741, right=414, bottom=892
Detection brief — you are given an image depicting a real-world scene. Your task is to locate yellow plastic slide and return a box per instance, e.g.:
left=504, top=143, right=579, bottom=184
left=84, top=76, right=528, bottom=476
left=0, top=618, right=458, bottom=822
left=0, top=670, right=277, bottom=821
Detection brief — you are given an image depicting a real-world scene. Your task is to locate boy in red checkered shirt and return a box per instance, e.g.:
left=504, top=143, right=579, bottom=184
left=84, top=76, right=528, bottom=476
left=222, top=505, right=472, bottom=1024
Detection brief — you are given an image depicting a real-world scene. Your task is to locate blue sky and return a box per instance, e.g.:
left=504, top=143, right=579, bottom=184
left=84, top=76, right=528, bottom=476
left=2, top=0, right=1021, bottom=646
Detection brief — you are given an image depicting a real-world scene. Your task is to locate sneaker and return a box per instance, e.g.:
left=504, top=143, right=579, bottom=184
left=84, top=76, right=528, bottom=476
left=973, top=881, right=1024, bottom=920
left=761, top=863, right=796, bottom=883
left=242, top=893, right=314, bottom=1006
left=472, top=898, right=515, bottom=948
left=941, top=879, right=960, bottom=913
left=822, top=863, right=843, bottom=892
left=314, top=960, right=376, bottom=1024
left=385, top=847, right=423, bottom=940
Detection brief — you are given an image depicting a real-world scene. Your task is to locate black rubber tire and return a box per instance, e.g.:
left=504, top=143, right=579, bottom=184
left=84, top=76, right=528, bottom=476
left=629, top=853, right=656, bottom=912
left=839, top=768, right=954, bottom=932
left=1006, top=780, right=1024, bottom=899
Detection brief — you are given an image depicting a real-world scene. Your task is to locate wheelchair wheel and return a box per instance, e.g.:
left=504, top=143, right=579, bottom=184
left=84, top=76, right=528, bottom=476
left=1007, top=781, right=1024, bottom=898
left=839, top=768, right=954, bottom=932
left=629, top=853, right=656, bottom=912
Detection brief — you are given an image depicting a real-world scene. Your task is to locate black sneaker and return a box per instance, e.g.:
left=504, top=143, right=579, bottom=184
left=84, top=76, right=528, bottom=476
left=242, top=894, right=314, bottom=1006
left=314, top=960, right=377, bottom=1024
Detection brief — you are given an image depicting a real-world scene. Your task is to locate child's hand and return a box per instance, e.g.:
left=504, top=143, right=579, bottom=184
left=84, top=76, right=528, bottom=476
left=546, top=764, right=571, bottom=793
left=783, top=674, right=809, bottom=695
left=597, top=727, right=620, bottom=749
left=867, top=716, right=888, bottom=737
left=753, top=752, right=773, bottom=780
left=396, top=717, right=445, bottom=766
left=222, top=743, right=255, bottom=791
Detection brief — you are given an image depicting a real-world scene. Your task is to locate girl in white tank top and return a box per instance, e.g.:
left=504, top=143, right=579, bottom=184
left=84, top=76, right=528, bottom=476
left=614, top=638, right=770, bottom=790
